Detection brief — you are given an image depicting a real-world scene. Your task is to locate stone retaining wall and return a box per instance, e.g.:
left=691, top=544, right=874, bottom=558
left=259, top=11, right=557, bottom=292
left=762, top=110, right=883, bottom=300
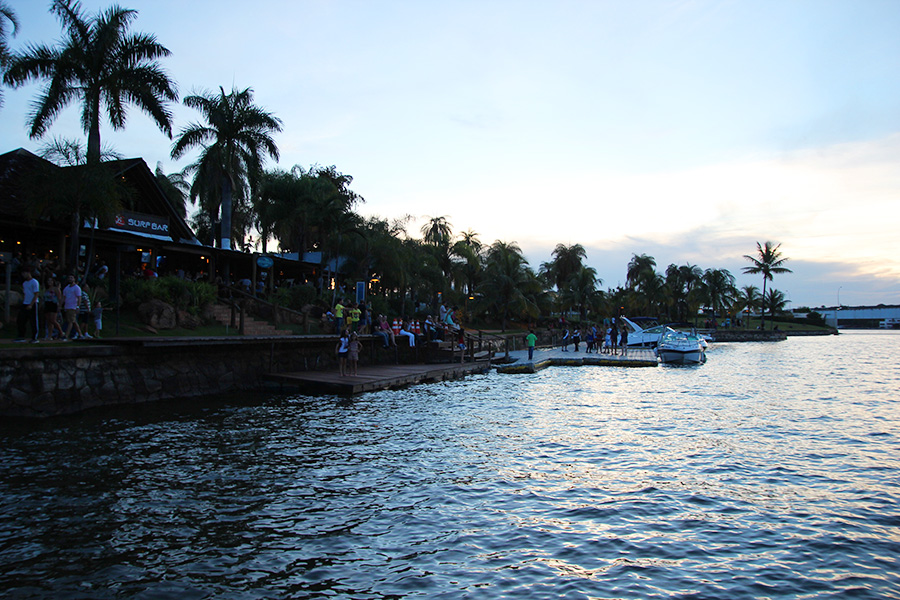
left=0, top=337, right=368, bottom=418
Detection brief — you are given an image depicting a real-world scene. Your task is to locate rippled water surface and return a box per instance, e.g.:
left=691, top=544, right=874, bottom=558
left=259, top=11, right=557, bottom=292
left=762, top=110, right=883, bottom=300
left=2, top=331, right=899, bottom=599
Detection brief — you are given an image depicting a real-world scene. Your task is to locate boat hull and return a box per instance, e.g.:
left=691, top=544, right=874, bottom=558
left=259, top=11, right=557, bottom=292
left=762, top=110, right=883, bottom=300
left=657, top=347, right=705, bottom=364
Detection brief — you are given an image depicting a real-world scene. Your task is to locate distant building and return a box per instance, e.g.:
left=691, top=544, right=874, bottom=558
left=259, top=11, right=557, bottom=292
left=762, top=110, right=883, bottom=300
left=805, top=305, right=900, bottom=329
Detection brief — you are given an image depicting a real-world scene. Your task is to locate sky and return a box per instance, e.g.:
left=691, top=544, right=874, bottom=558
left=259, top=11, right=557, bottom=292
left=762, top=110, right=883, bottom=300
left=3, top=0, right=900, bottom=309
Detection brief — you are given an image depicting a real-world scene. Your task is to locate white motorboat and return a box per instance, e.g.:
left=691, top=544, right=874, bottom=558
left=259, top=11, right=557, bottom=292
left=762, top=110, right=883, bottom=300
left=620, top=317, right=712, bottom=349
left=656, top=328, right=706, bottom=365
left=620, top=317, right=669, bottom=348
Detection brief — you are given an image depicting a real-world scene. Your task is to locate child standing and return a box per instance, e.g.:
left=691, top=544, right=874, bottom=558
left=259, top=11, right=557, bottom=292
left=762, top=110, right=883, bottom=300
left=91, top=300, right=103, bottom=338
left=347, top=331, right=360, bottom=376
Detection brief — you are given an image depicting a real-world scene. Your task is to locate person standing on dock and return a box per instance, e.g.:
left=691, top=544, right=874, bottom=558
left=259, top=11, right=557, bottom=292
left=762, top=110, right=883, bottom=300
left=561, top=328, right=570, bottom=352
left=526, top=329, right=537, bottom=361
left=334, top=299, right=345, bottom=334
left=347, top=332, right=360, bottom=376
left=620, top=327, right=628, bottom=356
left=573, top=328, right=581, bottom=352
left=336, top=329, right=350, bottom=376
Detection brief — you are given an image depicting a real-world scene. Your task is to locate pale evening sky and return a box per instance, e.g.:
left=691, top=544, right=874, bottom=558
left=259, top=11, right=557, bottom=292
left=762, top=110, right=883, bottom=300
left=2, top=0, right=900, bottom=308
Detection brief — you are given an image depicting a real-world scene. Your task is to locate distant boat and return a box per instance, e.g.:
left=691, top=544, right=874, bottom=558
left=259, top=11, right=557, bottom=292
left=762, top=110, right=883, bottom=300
left=656, top=328, right=707, bottom=365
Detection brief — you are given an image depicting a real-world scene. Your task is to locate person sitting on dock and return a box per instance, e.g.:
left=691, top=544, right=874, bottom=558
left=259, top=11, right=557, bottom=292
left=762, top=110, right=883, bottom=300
left=399, top=319, right=416, bottom=347
left=372, top=314, right=391, bottom=348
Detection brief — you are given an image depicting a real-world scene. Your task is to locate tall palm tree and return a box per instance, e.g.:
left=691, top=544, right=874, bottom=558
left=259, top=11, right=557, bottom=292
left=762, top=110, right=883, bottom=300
left=0, top=1, right=19, bottom=109
left=540, top=243, right=586, bottom=291
left=421, top=215, right=452, bottom=246
left=421, top=215, right=453, bottom=284
left=626, top=253, right=657, bottom=290
left=479, top=240, right=534, bottom=331
left=3, top=0, right=177, bottom=165
left=154, top=162, right=190, bottom=220
left=34, top=137, right=128, bottom=272
left=763, top=288, right=788, bottom=322
left=171, top=86, right=282, bottom=251
left=738, top=285, right=761, bottom=328
left=560, top=265, right=602, bottom=320
left=742, top=241, right=792, bottom=330
left=700, top=268, right=737, bottom=325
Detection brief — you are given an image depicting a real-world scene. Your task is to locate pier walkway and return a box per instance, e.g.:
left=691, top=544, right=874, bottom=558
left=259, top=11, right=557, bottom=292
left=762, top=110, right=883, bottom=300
left=265, top=361, right=491, bottom=395
left=497, top=346, right=658, bottom=373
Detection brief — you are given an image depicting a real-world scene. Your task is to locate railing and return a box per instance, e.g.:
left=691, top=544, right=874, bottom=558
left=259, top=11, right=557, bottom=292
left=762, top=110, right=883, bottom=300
left=220, top=285, right=312, bottom=333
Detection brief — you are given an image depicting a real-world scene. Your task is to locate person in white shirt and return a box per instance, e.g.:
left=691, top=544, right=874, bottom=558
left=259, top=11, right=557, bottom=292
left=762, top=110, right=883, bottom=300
left=15, top=270, right=40, bottom=342
left=62, top=275, right=83, bottom=341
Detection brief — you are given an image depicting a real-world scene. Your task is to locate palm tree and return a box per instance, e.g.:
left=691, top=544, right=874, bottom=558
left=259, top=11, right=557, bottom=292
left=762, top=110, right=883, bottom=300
left=3, top=0, right=177, bottom=165
left=479, top=240, right=534, bottom=331
left=33, top=138, right=128, bottom=272
left=738, top=285, right=761, bottom=328
left=0, top=1, right=19, bottom=109
left=171, top=86, right=282, bottom=251
left=763, top=288, right=788, bottom=322
left=154, top=162, right=190, bottom=220
left=742, top=241, right=792, bottom=330
left=560, top=265, right=602, bottom=320
left=700, top=268, right=737, bottom=325
left=540, top=243, right=586, bottom=291
left=421, top=215, right=452, bottom=246
left=626, top=254, right=657, bottom=290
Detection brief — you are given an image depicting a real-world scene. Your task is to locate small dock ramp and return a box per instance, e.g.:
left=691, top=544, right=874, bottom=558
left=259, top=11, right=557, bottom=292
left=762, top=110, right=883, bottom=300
left=266, top=362, right=490, bottom=395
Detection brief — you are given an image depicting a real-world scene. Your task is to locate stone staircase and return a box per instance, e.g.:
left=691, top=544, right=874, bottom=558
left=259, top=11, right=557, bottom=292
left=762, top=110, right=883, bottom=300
left=210, top=304, right=291, bottom=336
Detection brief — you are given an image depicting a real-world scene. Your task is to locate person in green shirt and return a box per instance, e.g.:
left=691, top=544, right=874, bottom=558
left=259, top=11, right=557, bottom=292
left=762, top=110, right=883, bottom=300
left=349, top=303, right=361, bottom=331
left=334, top=300, right=344, bottom=334
left=526, top=329, right=537, bottom=361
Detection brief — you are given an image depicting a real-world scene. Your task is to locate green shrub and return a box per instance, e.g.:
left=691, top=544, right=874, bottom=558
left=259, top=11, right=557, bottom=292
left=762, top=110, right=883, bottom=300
left=120, top=276, right=217, bottom=314
left=271, top=284, right=317, bottom=311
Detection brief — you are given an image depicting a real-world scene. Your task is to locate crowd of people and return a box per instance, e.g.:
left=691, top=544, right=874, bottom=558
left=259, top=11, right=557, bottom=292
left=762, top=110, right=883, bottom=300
left=7, top=253, right=105, bottom=343
left=556, top=319, right=631, bottom=356
left=325, top=297, right=468, bottom=372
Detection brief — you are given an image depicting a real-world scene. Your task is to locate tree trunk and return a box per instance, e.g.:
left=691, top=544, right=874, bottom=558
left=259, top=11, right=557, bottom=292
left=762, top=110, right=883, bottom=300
left=221, top=175, right=232, bottom=251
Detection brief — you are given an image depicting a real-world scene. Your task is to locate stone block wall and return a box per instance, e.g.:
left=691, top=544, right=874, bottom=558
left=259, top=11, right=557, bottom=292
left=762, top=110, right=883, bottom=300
left=0, top=337, right=358, bottom=418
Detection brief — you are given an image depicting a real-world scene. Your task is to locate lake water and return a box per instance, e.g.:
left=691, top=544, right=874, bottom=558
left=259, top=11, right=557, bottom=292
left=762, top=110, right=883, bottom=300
left=1, top=331, right=899, bottom=599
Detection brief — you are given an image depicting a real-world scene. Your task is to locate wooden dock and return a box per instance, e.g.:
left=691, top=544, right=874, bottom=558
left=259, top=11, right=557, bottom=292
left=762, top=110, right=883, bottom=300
left=265, top=361, right=491, bottom=395
left=496, top=348, right=658, bottom=373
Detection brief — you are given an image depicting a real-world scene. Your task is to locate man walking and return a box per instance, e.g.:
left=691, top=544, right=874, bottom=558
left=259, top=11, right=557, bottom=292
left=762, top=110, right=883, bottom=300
left=62, top=275, right=83, bottom=341
left=15, top=270, right=40, bottom=342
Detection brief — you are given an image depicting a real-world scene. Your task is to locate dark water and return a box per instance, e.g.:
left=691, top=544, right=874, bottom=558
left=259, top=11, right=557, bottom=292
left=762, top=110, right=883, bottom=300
left=1, top=331, right=899, bottom=599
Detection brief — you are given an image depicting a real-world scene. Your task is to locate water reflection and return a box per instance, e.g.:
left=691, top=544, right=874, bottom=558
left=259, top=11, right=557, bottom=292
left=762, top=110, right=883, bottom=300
left=0, top=332, right=898, bottom=598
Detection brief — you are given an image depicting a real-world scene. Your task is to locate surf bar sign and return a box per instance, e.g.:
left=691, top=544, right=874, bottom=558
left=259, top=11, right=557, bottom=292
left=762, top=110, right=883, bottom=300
left=114, top=211, right=170, bottom=236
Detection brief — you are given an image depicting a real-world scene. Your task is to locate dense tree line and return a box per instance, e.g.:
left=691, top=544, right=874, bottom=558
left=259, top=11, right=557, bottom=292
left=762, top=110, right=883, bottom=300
left=0, top=1, right=793, bottom=329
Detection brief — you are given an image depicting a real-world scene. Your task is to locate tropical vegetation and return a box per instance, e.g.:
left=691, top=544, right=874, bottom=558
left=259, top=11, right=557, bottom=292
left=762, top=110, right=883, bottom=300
left=0, top=1, right=800, bottom=332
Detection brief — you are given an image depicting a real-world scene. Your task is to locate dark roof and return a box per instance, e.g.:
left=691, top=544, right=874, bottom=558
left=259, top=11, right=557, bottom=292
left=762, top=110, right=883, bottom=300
left=0, top=148, right=59, bottom=220
left=0, top=148, right=199, bottom=245
left=101, top=157, right=199, bottom=244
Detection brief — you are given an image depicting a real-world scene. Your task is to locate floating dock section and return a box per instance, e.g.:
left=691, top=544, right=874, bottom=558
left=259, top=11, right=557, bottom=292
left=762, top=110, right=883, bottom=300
left=496, top=348, right=658, bottom=373
left=266, top=361, right=491, bottom=395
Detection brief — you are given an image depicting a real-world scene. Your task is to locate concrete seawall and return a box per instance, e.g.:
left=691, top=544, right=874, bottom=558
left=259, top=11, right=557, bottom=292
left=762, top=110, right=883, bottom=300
left=0, top=336, right=369, bottom=418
